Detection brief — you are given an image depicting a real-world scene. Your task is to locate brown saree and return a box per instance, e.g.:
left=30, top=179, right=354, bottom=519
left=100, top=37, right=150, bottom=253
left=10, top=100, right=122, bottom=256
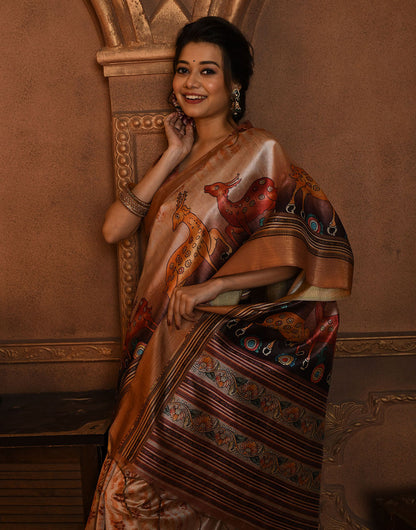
left=87, top=124, right=353, bottom=529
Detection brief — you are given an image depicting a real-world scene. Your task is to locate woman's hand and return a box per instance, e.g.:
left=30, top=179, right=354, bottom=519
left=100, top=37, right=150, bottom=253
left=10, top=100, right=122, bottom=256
left=166, top=266, right=300, bottom=329
left=164, top=112, right=194, bottom=161
left=167, top=278, right=223, bottom=329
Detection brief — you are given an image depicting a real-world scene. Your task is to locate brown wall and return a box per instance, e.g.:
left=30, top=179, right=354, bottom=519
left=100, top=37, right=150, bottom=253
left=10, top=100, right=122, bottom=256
left=0, top=1, right=121, bottom=392
left=1, top=1, right=119, bottom=342
left=248, top=0, right=416, bottom=333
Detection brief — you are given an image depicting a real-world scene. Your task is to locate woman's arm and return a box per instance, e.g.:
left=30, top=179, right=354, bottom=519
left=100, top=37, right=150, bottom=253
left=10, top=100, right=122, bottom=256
left=102, top=113, right=194, bottom=244
left=167, top=266, right=299, bottom=329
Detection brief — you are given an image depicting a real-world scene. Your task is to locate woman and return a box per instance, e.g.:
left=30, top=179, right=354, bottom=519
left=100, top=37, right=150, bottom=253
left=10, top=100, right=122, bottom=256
left=87, top=16, right=353, bottom=530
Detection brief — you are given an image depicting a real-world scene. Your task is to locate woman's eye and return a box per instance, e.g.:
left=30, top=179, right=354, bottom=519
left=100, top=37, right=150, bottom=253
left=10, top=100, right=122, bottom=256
left=176, top=67, right=188, bottom=75
left=202, top=68, right=216, bottom=75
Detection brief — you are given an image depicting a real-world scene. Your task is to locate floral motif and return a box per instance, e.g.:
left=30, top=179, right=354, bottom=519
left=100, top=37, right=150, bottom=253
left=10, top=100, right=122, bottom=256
left=237, top=380, right=262, bottom=400
left=164, top=397, right=321, bottom=492
left=194, top=354, right=217, bottom=373
left=166, top=402, right=191, bottom=428
left=281, top=404, right=303, bottom=423
left=260, top=394, right=281, bottom=415
left=215, top=369, right=231, bottom=388
left=193, top=412, right=217, bottom=433
left=214, top=427, right=237, bottom=451
left=192, top=353, right=323, bottom=442
left=238, top=440, right=263, bottom=458
left=259, top=452, right=279, bottom=473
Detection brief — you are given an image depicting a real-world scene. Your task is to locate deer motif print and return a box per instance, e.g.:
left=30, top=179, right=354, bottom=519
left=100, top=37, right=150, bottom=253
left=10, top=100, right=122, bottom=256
left=166, top=191, right=232, bottom=297
left=286, top=165, right=337, bottom=235
left=204, top=176, right=277, bottom=245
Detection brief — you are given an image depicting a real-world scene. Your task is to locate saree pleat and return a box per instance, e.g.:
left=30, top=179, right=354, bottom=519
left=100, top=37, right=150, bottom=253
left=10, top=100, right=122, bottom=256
left=87, top=124, right=353, bottom=529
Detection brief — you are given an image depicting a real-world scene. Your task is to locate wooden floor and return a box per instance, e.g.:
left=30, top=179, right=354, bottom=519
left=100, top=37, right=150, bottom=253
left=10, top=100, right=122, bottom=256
left=0, top=446, right=96, bottom=529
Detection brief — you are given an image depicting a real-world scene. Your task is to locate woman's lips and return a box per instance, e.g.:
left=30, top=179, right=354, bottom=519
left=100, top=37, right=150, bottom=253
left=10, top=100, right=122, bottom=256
left=182, top=94, right=207, bottom=104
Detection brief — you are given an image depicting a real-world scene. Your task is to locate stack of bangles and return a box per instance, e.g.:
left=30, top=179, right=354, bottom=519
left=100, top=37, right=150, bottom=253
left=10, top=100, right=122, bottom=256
left=118, top=184, right=151, bottom=218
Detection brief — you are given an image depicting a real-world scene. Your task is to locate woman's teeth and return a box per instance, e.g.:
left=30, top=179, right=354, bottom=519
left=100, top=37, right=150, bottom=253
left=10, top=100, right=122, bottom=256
left=185, top=95, right=206, bottom=100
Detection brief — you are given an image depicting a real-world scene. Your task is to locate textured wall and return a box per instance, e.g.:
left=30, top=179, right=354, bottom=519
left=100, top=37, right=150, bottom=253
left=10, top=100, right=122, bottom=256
left=0, top=1, right=119, bottom=342
left=248, top=0, right=416, bottom=333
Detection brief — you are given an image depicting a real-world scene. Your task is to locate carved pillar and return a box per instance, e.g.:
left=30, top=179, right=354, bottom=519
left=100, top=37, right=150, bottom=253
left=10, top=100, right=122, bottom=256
left=88, top=0, right=265, bottom=335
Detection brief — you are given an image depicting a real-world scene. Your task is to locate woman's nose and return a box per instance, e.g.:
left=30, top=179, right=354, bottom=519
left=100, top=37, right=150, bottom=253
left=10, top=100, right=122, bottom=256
left=184, top=72, right=199, bottom=88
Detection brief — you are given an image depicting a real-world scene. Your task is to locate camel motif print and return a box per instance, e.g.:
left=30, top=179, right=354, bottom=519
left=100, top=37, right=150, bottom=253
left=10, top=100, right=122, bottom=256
left=165, top=191, right=232, bottom=297
left=204, top=176, right=278, bottom=245
left=287, top=165, right=337, bottom=235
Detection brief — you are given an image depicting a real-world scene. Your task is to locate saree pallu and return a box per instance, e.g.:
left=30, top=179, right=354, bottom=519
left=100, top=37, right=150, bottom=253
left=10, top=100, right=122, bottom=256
left=87, top=124, right=353, bottom=530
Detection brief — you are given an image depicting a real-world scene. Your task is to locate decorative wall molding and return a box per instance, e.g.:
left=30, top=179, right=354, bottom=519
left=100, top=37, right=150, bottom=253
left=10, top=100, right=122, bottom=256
left=335, top=334, right=416, bottom=357
left=324, top=391, right=416, bottom=465
left=0, top=341, right=120, bottom=364
left=321, top=486, right=370, bottom=530
left=113, top=112, right=166, bottom=193
left=321, top=391, right=416, bottom=529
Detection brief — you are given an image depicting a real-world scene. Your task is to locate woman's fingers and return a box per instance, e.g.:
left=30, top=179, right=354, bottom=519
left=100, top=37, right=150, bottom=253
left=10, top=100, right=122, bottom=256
left=165, top=113, right=185, bottom=134
left=167, top=288, right=197, bottom=329
left=167, top=281, right=223, bottom=328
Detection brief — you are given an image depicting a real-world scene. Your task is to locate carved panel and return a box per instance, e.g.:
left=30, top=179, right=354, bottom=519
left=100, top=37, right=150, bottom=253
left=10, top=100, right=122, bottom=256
left=113, top=112, right=167, bottom=336
left=0, top=341, right=120, bottom=364
left=321, top=486, right=370, bottom=530
left=321, top=391, right=416, bottom=529
left=324, top=391, right=416, bottom=465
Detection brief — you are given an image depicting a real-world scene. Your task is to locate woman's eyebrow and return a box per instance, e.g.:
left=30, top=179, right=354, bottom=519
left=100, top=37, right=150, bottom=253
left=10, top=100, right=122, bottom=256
left=177, top=59, right=220, bottom=67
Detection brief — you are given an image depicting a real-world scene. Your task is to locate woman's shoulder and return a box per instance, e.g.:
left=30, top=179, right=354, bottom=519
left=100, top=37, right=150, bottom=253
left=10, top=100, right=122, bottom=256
left=238, top=122, right=288, bottom=158
left=239, top=122, right=282, bottom=144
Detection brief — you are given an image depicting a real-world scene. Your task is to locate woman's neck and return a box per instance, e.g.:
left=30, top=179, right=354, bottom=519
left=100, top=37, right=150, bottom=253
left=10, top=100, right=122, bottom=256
left=193, top=115, right=236, bottom=146
left=175, top=114, right=238, bottom=173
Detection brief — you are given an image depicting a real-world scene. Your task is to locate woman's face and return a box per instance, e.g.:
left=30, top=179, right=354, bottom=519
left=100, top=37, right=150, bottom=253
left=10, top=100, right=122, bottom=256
left=173, top=41, right=232, bottom=122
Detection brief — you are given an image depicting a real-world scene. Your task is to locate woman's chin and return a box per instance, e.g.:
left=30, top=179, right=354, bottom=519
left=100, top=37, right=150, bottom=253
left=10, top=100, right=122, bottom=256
left=180, top=106, right=205, bottom=119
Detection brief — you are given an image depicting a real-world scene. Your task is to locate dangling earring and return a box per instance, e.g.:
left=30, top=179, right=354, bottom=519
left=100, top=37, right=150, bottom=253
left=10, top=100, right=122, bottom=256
left=231, top=88, right=241, bottom=118
left=169, top=90, right=183, bottom=113
left=168, top=90, right=194, bottom=126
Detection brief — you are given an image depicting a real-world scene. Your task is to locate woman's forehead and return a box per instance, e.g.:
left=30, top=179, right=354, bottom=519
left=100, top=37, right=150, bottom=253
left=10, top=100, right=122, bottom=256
left=178, top=42, right=223, bottom=66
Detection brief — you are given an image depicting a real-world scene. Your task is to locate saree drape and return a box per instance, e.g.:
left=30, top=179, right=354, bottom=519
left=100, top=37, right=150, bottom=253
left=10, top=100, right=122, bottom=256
left=87, top=124, right=353, bottom=530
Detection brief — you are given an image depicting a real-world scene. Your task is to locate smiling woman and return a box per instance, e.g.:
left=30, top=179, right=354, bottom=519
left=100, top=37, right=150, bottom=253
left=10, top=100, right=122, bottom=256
left=87, top=16, right=353, bottom=530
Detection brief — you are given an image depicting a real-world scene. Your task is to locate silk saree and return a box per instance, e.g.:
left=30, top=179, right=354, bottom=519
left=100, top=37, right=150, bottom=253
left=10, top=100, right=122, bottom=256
left=87, top=124, right=353, bottom=529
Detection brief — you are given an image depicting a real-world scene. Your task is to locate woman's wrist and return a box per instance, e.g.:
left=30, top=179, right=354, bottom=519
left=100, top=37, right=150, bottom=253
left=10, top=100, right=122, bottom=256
left=209, top=276, right=227, bottom=296
left=163, top=145, right=188, bottom=167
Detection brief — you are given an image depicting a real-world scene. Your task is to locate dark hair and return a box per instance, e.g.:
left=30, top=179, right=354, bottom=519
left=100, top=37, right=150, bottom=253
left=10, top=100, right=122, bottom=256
left=173, top=16, right=254, bottom=122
